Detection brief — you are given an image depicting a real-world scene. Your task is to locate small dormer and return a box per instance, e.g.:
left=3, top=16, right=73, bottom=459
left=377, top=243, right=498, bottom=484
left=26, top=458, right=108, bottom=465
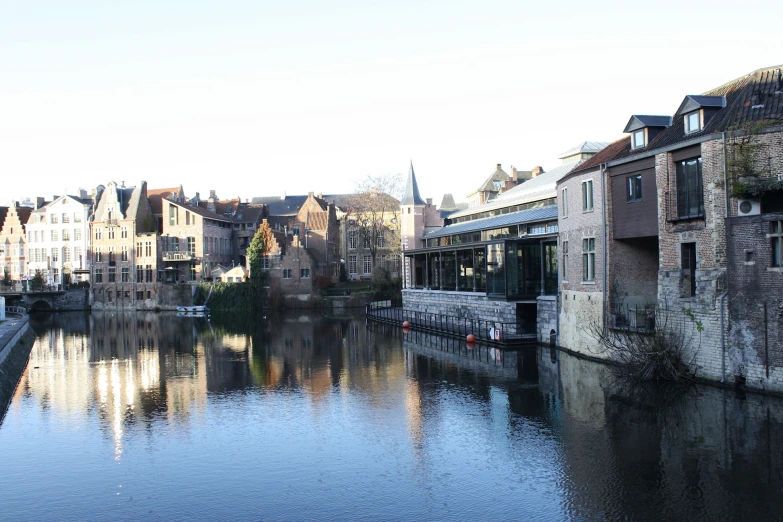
left=675, top=95, right=726, bottom=134
left=623, top=115, right=672, bottom=150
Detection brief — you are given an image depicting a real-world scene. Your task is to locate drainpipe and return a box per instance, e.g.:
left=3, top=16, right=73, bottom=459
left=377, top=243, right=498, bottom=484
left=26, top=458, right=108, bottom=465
left=601, top=163, right=608, bottom=334
left=720, top=132, right=730, bottom=383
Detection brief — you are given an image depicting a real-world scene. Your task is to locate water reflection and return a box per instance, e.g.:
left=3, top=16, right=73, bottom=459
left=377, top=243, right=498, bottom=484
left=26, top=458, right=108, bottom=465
left=0, top=311, right=780, bottom=521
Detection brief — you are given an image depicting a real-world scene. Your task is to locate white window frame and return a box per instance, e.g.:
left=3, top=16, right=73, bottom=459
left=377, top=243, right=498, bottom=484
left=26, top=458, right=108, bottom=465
left=685, top=110, right=702, bottom=134
left=562, top=188, right=568, bottom=218
left=582, top=237, right=595, bottom=282
left=348, top=255, right=357, bottom=274
left=300, top=268, right=310, bottom=279
left=363, top=255, right=372, bottom=275
left=562, top=240, right=568, bottom=282
left=632, top=129, right=646, bottom=149
left=582, top=179, right=594, bottom=212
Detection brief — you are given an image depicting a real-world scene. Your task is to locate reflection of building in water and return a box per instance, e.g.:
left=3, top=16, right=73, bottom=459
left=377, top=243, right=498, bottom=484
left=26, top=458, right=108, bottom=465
left=539, top=346, right=783, bottom=521
left=21, top=312, right=210, bottom=457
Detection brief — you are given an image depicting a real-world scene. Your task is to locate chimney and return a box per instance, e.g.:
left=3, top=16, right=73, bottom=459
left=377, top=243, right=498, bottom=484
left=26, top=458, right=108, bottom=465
left=496, top=163, right=501, bottom=170
left=195, top=192, right=200, bottom=202
left=245, top=198, right=249, bottom=203
left=209, top=189, right=216, bottom=199
left=280, top=191, right=286, bottom=200
left=121, top=181, right=125, bottom=188
left=35, top=197, right=45, bottom=210
left=308, top=191, right=314, bottom=197
left=532, top=166, right=544, bottom=177
left=79, top=188, right=87, bottom=199
left=426, top=198, right=433, bottom=206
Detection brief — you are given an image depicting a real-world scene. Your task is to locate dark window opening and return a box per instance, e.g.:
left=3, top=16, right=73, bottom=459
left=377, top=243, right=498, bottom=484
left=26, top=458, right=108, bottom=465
left=676, top=157, right=704, bottom=218
left=627, top=175, right=642, bottom=202
left=681, top=243, right=697, bottom=297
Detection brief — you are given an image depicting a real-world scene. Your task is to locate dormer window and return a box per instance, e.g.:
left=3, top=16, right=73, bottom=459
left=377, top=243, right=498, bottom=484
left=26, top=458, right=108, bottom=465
left=632, top=129, right=646, bottom=149
left=685, top=111, right=701, bottom=134
left=624, top=115, right=671, bottom=150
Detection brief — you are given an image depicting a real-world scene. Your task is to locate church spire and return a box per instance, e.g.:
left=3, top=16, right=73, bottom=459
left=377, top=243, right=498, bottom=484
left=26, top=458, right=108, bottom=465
left=400, top=160, right=425, bottom=206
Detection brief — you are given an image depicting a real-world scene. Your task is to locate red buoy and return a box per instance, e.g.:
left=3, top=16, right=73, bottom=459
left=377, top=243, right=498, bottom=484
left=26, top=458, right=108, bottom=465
left=466, top=334, right=476, bottom=343
left=402, top=321, right=411, bottom=328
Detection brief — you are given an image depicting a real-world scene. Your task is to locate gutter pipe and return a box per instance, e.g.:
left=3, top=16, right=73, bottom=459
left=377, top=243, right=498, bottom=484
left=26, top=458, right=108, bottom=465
left=601, top=163, right=608, bottom=335
left=720, top=131, right=730, bottom=382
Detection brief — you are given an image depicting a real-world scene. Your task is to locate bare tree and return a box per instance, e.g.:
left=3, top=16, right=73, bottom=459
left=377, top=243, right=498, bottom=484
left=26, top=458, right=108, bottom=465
left=587, top=303, right=703, bottom=383
left=344, top=173, right=403, bottom=270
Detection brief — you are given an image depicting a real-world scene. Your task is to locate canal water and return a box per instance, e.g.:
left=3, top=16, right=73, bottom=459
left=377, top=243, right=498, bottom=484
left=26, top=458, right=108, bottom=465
left=0, top=311, right=781, bottom=521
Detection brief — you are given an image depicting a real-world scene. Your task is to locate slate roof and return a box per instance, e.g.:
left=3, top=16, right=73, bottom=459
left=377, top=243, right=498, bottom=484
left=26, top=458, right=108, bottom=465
left=400, top=162, right=426, bottom=205
left=439, top=193, right=457, bottom=211
left=558, top=141, right=611, bottom=159
left=232, top=204, right=266, bottom=224
left=94, top=184, right=137, bottom=221
left=473, top=164, right=510, bottom=194
left=623, top=115, right=672, bottom=133
left=169, top=200, right=231, bottom=222
left=423, top=205, right=558, bottom=239
left=611, top=65, right=783, bottom=161
left=447, top=161, right=578, bottom=220
left=564, top=136, right=633, bottom=178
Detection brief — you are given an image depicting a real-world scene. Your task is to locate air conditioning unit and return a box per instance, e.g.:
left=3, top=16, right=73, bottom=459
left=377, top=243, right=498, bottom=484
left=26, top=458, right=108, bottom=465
left=737, top=199, right=761, bottom=216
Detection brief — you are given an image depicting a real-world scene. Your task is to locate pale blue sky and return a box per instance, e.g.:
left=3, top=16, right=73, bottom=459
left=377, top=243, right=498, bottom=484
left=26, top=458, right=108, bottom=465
left=1, top=0, right=781, bottom=206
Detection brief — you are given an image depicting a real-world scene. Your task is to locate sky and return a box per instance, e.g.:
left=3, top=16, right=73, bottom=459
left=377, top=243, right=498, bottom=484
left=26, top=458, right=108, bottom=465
left=1, top=0, right=781, bottom=207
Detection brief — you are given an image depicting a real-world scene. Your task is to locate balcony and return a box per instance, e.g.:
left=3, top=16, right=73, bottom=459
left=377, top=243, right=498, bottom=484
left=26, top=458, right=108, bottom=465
left=162, top=251, right=193, bottom=262
left=105, top=219, right=118, bottom=227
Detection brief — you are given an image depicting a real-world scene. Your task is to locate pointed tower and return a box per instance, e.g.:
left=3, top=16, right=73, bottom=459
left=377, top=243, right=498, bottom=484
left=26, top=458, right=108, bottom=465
left=400, top=161, right=426, bottom=287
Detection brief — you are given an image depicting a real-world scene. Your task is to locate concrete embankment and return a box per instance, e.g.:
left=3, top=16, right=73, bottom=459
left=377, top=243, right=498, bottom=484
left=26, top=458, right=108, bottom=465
left=0, top=315, right=35, bottom=419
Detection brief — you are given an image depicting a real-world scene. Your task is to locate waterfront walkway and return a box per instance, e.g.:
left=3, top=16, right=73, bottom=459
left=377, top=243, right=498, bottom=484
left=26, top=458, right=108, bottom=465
left=0, top=311, right=30, bottom=366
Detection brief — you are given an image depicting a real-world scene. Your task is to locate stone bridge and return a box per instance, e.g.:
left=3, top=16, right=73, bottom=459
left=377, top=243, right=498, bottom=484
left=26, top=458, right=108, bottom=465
left=0, top=288, right=90, bottom=312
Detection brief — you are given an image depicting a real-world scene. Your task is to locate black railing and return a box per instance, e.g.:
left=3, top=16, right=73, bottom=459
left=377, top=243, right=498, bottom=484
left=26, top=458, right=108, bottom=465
left=609, top=303, right=656, bottom=332
left=365, top=304, right=537, bottom=346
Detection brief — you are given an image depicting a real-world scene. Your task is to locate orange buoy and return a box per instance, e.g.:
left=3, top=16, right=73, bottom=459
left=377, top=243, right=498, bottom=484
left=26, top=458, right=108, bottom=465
left=402, top=321, right=411, bottom=328
left=466, top=334, right=476, bottom=343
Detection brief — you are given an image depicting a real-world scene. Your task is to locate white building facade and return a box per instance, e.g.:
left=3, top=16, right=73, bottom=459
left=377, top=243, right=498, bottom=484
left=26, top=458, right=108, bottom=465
left=26, top=195, right=93, bottom=285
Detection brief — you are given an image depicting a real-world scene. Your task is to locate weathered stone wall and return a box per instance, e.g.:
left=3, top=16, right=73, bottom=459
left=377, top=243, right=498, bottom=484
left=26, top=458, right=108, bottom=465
left=536, top=296, right=557, bottom=344
left=559, top=290, right=606, bottom=359
left=0, top=318, right=34, bottom=416
left=402, top=289, right=556, bottom=342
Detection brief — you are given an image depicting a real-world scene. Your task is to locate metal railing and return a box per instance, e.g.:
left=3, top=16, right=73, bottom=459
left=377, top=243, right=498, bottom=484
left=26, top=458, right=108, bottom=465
left=162, top=251, right=194, bottom=262
left=5, top=306, right=27, bottom=316
left=365, top=305, right=537, bottom=345
left=609, top=303, right=656, bottom=332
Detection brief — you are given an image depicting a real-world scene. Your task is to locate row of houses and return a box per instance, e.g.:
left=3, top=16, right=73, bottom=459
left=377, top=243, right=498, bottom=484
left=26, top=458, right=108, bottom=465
left=1, top=183, right=402, bottom=308
left=400, top=65, right=783, bottom=393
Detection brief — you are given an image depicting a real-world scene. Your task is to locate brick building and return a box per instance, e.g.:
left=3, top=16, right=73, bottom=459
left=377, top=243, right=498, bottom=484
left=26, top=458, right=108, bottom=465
left=160, top=198, right=233, bottom=282
left=0, top=202, right=32, bottom=283
left=90, top=181, right=156, bottom=309
left=555, top=65, right=783, bottom=392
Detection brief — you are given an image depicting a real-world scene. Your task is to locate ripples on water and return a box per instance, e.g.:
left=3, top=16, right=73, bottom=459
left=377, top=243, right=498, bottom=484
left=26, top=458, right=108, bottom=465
left=0, top=311, right=781, bottom=521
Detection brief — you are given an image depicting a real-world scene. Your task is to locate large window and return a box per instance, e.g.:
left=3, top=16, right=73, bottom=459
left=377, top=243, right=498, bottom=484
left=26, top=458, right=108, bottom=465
left=348, top=255, right=357, bottom=274
left=348, top=230, right=357, bottom=249
left=108, top=267, right=116, bottom=282
left=582, top=238, right=595, bottom=282
left=94, top=269, right=103, bottom=283
left=486, top=243, right=505, bottom=296
left=627, top=175, right=642, bottom=202
left=51, top=248, right=59, bottom=262
left=187, top=237, right=196, bottom=256
left=363, top=255, right=372, bottom=275
left=676, top=157, right=704, bottom=218
left=562, top=240, right=568, bottom=281
left=377, top=231, right=385, bottom=248
left=771, top=221, right=782, bottom=267
left=582, top=179, right=594, bottom=212
left=300, top=268, right=310, bottom=279
left=122, top=245, right=128, bottom=261
left=121, top=267, right=130, bottom=283
left=562, top=188, right=568, bottom=217
left=283, top=268, right=292, bottom=279
left=169, top=206, right=178, bottom=226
